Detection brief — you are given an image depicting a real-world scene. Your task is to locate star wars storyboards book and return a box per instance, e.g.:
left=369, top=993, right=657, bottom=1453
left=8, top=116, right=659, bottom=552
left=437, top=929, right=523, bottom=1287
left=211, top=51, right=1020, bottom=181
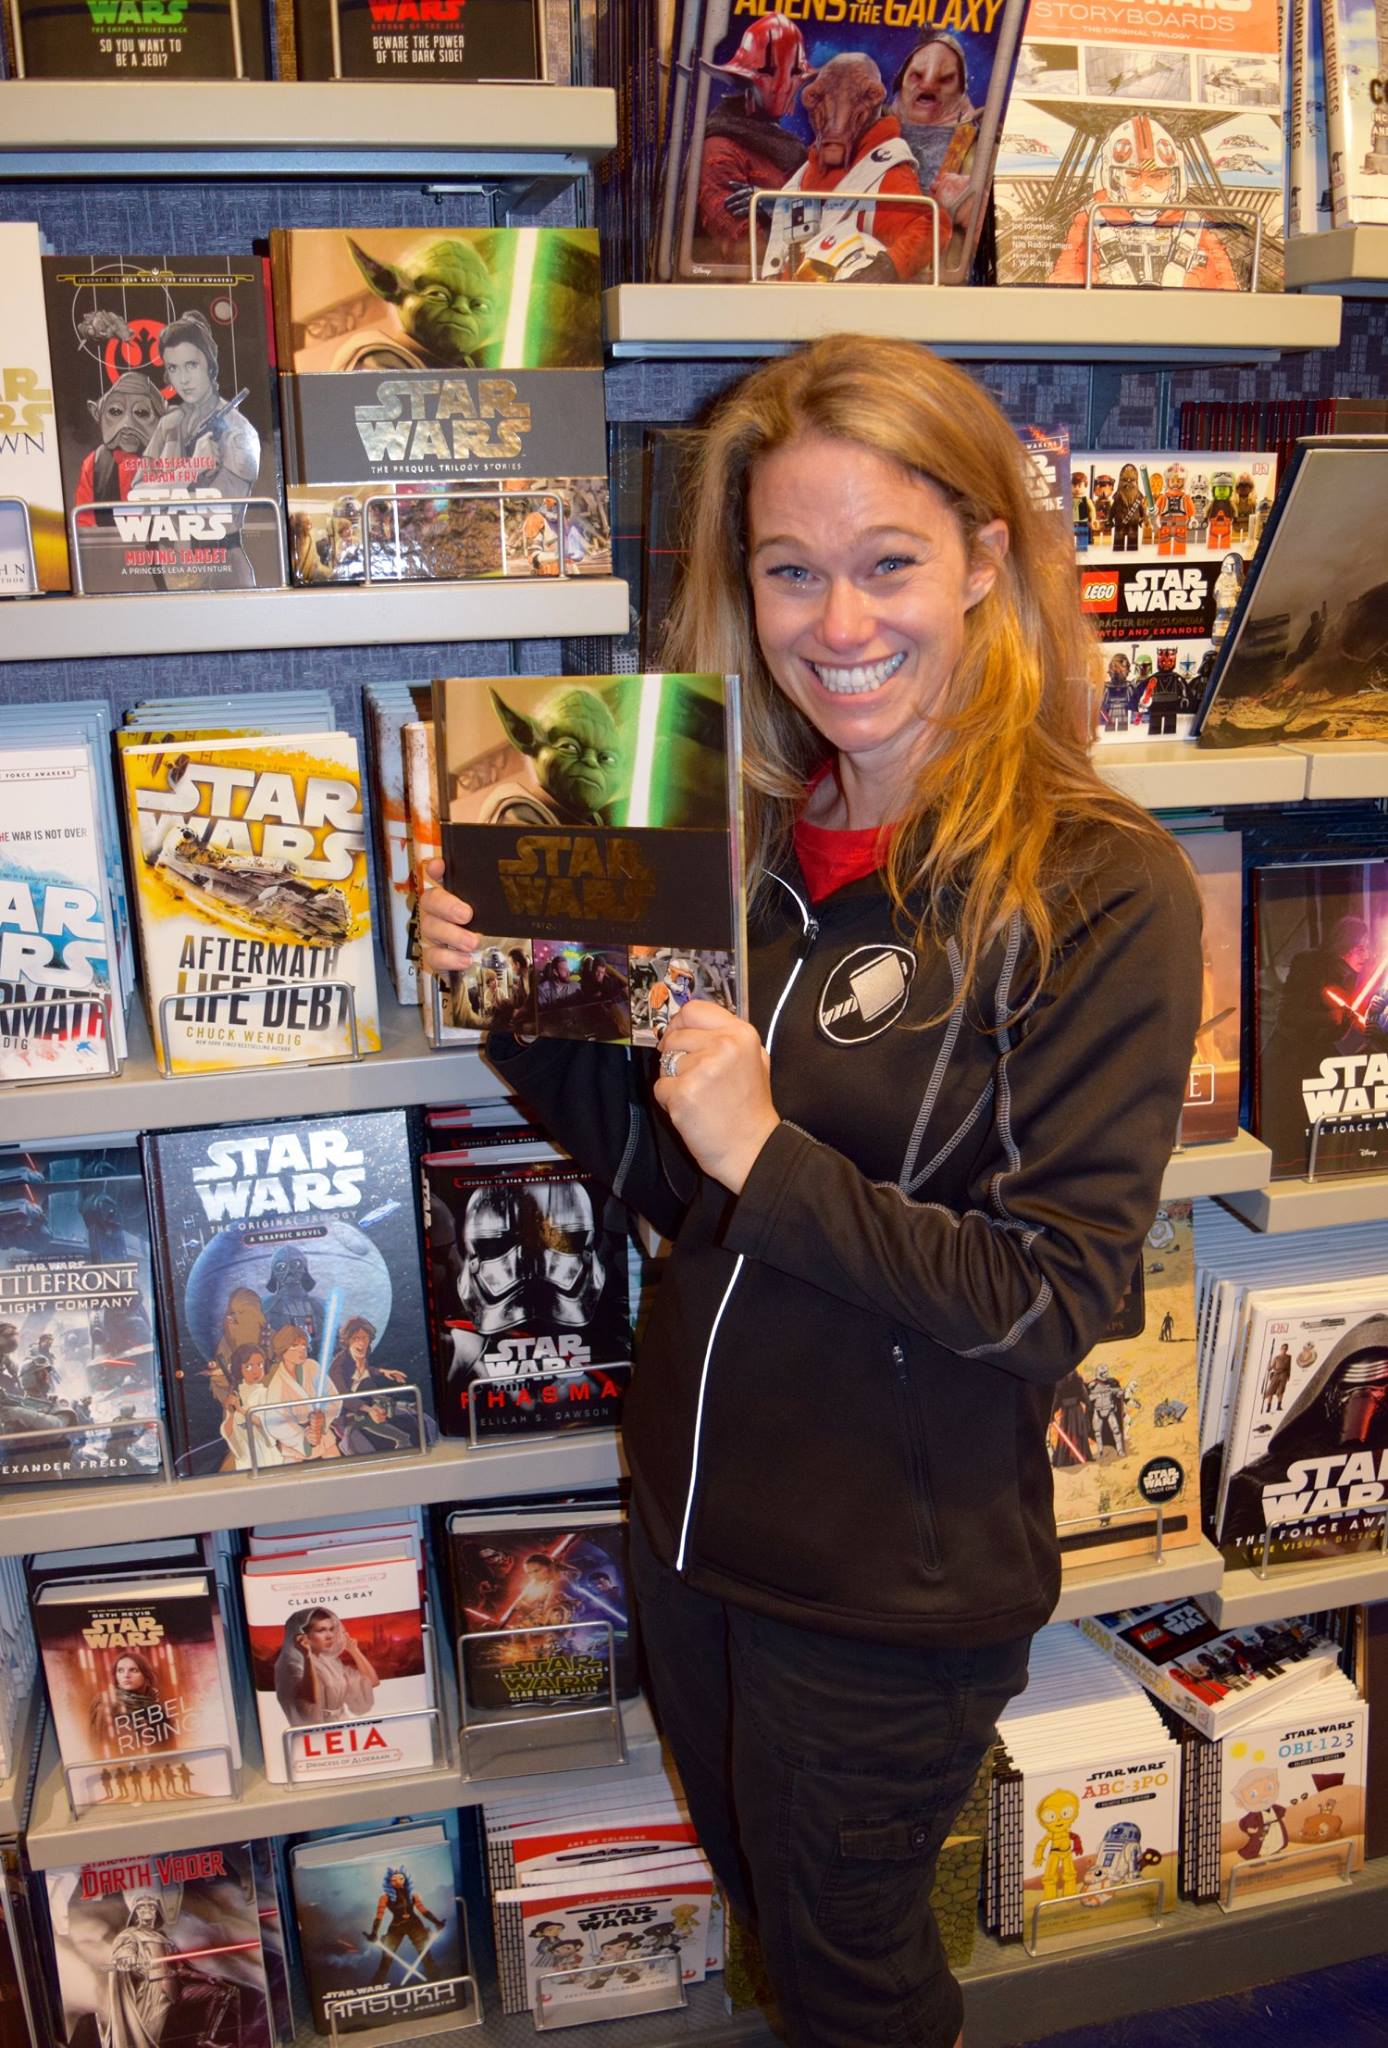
left=433, top=672, right=746, bottom=1047
left=655, top=0, right=1029, bottom=286
left=0, top=224, right=68, bottom=595
left=1322, top=0, right=1388, bottom=226
left=1195, top=439, right=1388, bottom=748
left=41, top=254, right=283, bottom=595
left=270, top=227, right=609, bottom=586
left=4, top=0, right=268, bottom=77
left=142, top=1110, right=435, bottom=1479
left=289, top=0, right=541, bottom=79
left=994, top=0, right=1284, bottom=290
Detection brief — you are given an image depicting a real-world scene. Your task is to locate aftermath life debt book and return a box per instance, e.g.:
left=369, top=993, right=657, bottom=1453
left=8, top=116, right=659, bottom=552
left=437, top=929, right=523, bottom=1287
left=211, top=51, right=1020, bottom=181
left=41, top=253, right=282, bottom=594
left=143, top=1110, right=435, bottom=1479
left=5, top=0, right=268, bottom=76
left=433, top=672, right=746, bottom=1047
left=121, top=732, right=380, bottom=1076
left=993, top=0, right=1284, bottom=290
left=270, top=226, right=609, bottom=585
left=0, top=223, right=69, bottom=594
left=1252, top=857, right=1388, bottom=1180
left=657, top=0, right=1029, bottom=286
left=290, top=0, right=541, bottom=79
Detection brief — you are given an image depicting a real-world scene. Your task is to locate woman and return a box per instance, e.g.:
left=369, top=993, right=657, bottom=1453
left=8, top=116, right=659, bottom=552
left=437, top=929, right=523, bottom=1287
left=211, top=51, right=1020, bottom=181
left=89, top=1648, right=175, bottom=1753
left=421, top=335, right=1200, bottom=2048
left=274, top=1606, right=378, bottom=1727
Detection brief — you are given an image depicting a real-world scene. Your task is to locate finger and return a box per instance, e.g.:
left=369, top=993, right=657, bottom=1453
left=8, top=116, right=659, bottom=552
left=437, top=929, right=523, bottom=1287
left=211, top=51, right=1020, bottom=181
left=664, top=999, right=750, bottom=1035
left=424, top=858, right=445, bottom=882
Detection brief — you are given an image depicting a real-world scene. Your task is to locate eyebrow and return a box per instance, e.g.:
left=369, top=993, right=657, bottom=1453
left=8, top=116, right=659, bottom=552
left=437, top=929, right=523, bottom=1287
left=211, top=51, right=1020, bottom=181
left=750, top=523, right=930, bottom=557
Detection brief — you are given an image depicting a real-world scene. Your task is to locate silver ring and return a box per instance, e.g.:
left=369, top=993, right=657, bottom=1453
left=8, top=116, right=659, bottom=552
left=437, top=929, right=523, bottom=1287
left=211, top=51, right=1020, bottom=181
left=660, top=1049, right=685, bottom=1079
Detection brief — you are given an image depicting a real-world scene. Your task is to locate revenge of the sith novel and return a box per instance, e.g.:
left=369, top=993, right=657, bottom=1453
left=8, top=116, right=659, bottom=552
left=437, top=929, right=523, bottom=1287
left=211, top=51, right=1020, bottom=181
left=143, top=1110, right=435, bottom=1479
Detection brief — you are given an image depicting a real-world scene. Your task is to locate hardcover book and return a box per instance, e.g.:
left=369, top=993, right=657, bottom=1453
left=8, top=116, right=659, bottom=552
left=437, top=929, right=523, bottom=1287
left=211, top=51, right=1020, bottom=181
left=1077, top=1601, right=1339, bottom=1739
left=291, top=0, right=540, bottom=78
left=0, top=223, right=69, bottom=594
left=144, top=1110, right=435, bottom=1478
left=42, top=253, right=282, bottom=594
left=448, top=1507, right=636, bottom=1709
left=1322, top=0, right=1388, bottom=225
left=1177, top=831, right=1243, bottom=1146
left=270, top=226, right=609, bottom=584
left=1212, top=1682, right=1369, bottom=1902
left=6, top=0, right=268, bottom=77
left=492, top=1864, right=713, bottom=2016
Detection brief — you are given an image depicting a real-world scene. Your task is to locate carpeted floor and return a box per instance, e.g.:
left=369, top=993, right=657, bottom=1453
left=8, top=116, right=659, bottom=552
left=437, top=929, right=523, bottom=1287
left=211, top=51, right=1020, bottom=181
left=1027, top=1948, right=1388, bottom=2045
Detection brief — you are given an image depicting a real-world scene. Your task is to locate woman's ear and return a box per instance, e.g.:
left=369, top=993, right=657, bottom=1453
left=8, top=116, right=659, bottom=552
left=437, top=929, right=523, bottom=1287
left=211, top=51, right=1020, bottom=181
left=965, top=519, right=1009, bottom=612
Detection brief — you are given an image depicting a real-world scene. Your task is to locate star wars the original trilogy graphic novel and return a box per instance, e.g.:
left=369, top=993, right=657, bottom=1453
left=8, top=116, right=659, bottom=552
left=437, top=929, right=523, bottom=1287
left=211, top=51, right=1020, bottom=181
left=41, top=254, right=283, bottom=595
left=289, top=0, right=541, bottom=79
left=4, top=0, right=268, bottom=78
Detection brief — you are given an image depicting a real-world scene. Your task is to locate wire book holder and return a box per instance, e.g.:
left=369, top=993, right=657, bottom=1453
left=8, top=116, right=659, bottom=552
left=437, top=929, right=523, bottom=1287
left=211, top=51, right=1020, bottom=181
left=1, top=987, right=120, bottom=1087
left=246, top=1384, right=430, bottom=1474
left=68, top=494, right=288, bottom=593
left=361, top=487, right=569, bottom=584
left=155, top=976, right=362, bottom=1077
left=0, top=1411, right=170, bottom=1488
left=326, top=1895, right=481, bottom=2044
left=279, top=1620, right=448, bottom=1789
left=457, top=1621, right=624, bottom=1784
left=1025, top=1874, right=1165, bottom=1958
left=1082, top=204, right=1265, bottom=291
left=533, top=1950, right=685, bottom=2032
left=1055, top=1503, right=1168, bottom=1563
left=750, top=188, right=943, bottom=286
left=0, top=497, right=41, bottom=597
left=1220, top=1836, right=1354, bottom=1914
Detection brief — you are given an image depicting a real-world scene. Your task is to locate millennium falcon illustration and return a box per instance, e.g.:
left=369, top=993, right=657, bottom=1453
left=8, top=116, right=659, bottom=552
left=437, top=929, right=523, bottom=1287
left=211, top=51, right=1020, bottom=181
left=154, top=826, right=351, bottom=943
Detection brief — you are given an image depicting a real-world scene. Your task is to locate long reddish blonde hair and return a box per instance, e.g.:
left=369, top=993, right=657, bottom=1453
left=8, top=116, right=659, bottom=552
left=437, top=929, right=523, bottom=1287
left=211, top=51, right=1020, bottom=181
left=660, top=333, right=1169, bottom=1006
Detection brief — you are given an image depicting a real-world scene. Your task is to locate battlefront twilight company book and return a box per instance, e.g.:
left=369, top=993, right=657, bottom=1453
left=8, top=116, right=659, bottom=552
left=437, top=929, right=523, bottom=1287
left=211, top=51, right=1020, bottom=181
left=433, top=672, right=746, bottom=1046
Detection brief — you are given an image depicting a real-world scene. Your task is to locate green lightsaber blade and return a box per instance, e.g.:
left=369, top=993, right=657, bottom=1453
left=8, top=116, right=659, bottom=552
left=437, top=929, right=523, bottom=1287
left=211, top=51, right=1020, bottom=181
left=624, top=678, right=665, bottom=829
left=502, top=234, right=538, bottom=367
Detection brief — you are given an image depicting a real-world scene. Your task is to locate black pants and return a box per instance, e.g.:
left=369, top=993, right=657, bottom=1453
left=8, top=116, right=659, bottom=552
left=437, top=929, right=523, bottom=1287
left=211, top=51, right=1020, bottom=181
left=631, top=1514, right=1031, bottom=2048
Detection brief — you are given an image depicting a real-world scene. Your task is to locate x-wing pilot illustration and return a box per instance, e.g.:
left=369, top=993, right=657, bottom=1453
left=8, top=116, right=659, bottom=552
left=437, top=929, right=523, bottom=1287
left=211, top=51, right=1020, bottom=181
left=1049, top=114, right=1240, bottom=289
left=1034, top=1788, right=1083, bottom=1899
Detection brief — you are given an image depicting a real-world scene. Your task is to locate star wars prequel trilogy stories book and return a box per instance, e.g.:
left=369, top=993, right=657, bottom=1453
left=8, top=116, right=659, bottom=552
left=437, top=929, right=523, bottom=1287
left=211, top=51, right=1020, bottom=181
left=290, top=0, right=541, bottom=79
left=994, top=0, right=1284, bottom=290
left=0, top=1143, right=161, bottom=1490
left=143, top=1110, right=435, bottom=1480
left=0, top=224, right=69, bottom=595
left=4, top=0, right=268, bottom=76
left=121, top=732, right=381, bottom=1076
left=41, top=253, right=282, bottom=594
left=423, top=1150, right=632, bottom=1439
left=1046, top=1199, right=1201, bottom=1564
left=449, top=1506, right=637, bottom=1711
left=271, top=226, right=609, bottom=585
left=1252, top=856, right=1388, bottom=1180
left=434, top=672, right=746, bottom=1047
left=656, top=0, right=1029, bottom=286
left=1176, top=830, right=1242, bottom=1147
left=44, top=1841, right=274, bottom=2048
left=1323, top=0, right=1388, bottom=225
left=1195, top=439, right=1388, bottom=747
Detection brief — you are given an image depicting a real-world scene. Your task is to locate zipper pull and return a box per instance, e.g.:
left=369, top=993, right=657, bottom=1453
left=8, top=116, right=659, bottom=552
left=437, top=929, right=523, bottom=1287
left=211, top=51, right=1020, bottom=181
left=797, top=916, right=820, bottom=960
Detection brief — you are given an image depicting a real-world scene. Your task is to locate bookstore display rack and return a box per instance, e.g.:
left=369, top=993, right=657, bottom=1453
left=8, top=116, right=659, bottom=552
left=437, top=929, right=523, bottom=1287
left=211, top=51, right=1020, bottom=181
left=1286, top=226, right=1388, bottom=297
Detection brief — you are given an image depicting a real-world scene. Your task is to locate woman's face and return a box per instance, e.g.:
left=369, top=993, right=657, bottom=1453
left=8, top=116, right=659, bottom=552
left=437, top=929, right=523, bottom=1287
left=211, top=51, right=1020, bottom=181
left=306, top=1615, right=338, bottom=1651
left=243, top=1351, right=266, bottom=1384
left=162, top=340, right=214, bottom=406
left=747, top=433, right=1005, bottom=805
left=114, top=1655, right=147, bottom=1692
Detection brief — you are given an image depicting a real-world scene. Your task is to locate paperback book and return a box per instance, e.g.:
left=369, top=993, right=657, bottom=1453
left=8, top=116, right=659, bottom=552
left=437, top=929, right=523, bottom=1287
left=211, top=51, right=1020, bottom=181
left=448, top=1506, right=636, bottom=1710
left=5, top=0, right=268, bottom=76
left=290, top=0, right=541, bottom=78
left=0, top=223, right=68, bottom=594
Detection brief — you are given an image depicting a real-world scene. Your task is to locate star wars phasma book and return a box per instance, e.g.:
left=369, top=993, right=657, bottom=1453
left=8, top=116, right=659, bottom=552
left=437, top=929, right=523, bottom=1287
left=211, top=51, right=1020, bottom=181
left=270, top=226, right=609, bottom=584
left=4, top=0, right=268, bottom=77
left=290, top=0, right=541, bottom=78
left=41, top=254, right=283, bottom=593
left=433, top=672, right=746, bottom=1046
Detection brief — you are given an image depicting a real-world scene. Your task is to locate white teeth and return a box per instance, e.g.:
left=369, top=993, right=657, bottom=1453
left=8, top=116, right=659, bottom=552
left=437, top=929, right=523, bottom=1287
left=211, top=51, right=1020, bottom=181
left=807, top=652, right=905, bottom=694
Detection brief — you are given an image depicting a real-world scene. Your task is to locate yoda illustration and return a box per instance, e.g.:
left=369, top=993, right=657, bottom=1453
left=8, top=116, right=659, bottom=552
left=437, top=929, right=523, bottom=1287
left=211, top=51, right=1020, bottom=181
left=460, top=686, right=626, bottom=827
left=333, top=236, right=503, bottom=371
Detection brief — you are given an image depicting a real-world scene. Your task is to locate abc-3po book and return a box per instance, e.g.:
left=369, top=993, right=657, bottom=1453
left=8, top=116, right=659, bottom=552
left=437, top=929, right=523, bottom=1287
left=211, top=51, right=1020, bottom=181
left=290, top=0, right=541, bottom=79
left=4, top=0, right=268, bottom=76
left=0, top=223, right=68, bottom=594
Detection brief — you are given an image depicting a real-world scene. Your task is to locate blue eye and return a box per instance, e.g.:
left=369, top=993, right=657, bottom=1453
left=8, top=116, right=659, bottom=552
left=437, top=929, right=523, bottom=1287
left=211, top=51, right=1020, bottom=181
left=874, top=554, right=917, bottom=575
left=767, top=563, right=812, bottom=584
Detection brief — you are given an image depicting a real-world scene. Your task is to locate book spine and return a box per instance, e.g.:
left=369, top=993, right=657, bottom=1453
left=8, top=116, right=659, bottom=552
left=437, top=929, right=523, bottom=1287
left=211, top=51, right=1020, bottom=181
left=140, top=1135, right=195, bottom=1478
left=1320, top=0, right=1350, bottom=227
left=1289, top=0, right=1310, bottom=234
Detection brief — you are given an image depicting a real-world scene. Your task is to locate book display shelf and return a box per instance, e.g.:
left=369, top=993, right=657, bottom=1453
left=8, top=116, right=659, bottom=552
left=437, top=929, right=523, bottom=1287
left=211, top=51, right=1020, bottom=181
left=2, top=33, right=1387, bottom=2048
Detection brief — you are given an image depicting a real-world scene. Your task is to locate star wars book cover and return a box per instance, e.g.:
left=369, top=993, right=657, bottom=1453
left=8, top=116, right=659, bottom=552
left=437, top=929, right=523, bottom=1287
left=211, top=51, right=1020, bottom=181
left=1072, top=451, right=1277, bottom=569
left=423, top=1154, right=631, bottom=1439
left=270, top=226, right=609, bottom=584
left=0, top=1844, right=43, bottom=2048
left=0, top=224, right=69, bottom=595
left=41, top=254, right=282, bottom=594
left=1195, top=439, right=1388, bottom=747
left=449, top=1509, right=636, bottom=1709
left=43, top=1841, right=273, bottom=2048
left=1082, top=556, right=1227, bottom=744
left=433, top=672, right=746, bottom=1045
left=290, top=0, right=540, bottom=79
left=1175, top=830, right=1242, bottom=1146
left=0, top=1142, right=161, bottom=1490
left=143, top=1109, right=435, bottom=1478
left=1013, top=1742, right=1179, bottom=1945
left=1252, top=856, right=1388, bottom=1179
left=1046, top=1200, right=1201, bottom=1564
left=291, top=1825, right=471, bottom=2035
left=121, top=732, right=381, bottom=1075
left=1323, top=0, right=1388, bottom=225
left=1077, top=1602, right=1340, bottom=1739
left=5, top=0, right=268, bottom=77
left=994, top=0, right=1284, bottom=289
left=656, top=0, right=1028, bottom=285
left=1214, top=1684, right=1369, bottom=1903
left=492, top=1864, right=713, bottom=2017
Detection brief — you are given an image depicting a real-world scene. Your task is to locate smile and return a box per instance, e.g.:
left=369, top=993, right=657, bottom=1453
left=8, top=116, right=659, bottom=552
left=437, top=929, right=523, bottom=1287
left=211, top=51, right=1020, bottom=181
left=806, top=653, right=905, bottom=695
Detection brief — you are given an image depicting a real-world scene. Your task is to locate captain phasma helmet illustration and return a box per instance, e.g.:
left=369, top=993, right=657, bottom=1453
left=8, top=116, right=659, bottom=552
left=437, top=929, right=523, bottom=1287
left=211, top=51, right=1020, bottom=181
left=457, top=1181, right=605, bottom=1333
left=1099, top=113, right=1183, bottom=219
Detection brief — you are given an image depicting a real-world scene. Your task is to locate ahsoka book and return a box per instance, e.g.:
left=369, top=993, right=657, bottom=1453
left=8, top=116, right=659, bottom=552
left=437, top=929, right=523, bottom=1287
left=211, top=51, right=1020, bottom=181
left=291, top=0, right=541, bottom=78
left=44, top=1842, right=273, bottom=2048
left=143, top=1110, right=435, bottom=1479
left=35, top=1575, right=237, bottom=1804
left=423, top=1153, right=632, bottom=1438
left=1047, top=1201, right=1200, bottom=1563
left=1196, top=439, right=1388, bottom=747
left=42, top=253, right=283, bottom=593
left=291, top=1822, right=472, bottom=2035
left=0, top=1143, right=161, bottom=1489
left=1177, top=831, right=1242, bottom=1146
left=242, top=1544, right=433, bottom=1787
left=5, top=0, right=268, bottom=75
left=994, top=0, right=1284, bottom=289
left=121, top=732, right=381, bottom=1075
left=448, top=1507, right=637, bottom=1709
left=0, top=224, right=69, bottom=594
left=1322, top=0, right=1388, bottom=224
left=657, top=0, right=1028, bottom=285
left=0, top=745, right=124, bottom=1081
left=1252, top=856, right=1388, bottom=1180
left=270, top=226, right=609, bottom=585
left=434, top=672, right=746, bottom=1046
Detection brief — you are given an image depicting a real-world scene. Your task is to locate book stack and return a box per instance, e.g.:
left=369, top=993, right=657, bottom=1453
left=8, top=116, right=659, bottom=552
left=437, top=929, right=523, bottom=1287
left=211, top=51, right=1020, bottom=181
left=1077, top=1600, right=1342, bottom=1739
left=360, top=680, right=430, bottom=1009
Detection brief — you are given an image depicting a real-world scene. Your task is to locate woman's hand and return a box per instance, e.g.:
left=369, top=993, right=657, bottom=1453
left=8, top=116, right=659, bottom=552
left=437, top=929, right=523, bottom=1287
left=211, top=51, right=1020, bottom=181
left=651, top=1002, right=780, bottom=1196
left=418, top=858, right=481, bottom=977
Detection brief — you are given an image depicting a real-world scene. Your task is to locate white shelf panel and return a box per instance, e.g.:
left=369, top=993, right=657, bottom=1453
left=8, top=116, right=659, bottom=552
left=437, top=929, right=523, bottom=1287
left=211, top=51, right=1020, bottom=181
left=1286, top=226, right=1388, bottom=296
left=604, top=284, right=1342, bottom=363
left=1049, top=1536, right=1223, bottom=1625
left=1284, top=740, right=1388, bottom=799
left=1161, top=1130, right=1272, bottom=1201
left=0, top=1686, right=43, bottom=1837
left=1220, top=1170, right=1388, bottom=1233
left=2, top=577, right=629, bottom=660
left=1096, top=740, right=1307, bottom=808
left=1204, top=1547, right=1388, bottom=1628
left=0, top=80, right=616, bottom=181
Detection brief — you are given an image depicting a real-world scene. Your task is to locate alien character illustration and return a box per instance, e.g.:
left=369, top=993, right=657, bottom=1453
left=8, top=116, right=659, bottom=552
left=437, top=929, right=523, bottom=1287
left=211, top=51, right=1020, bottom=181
left=459, top=685, right=626, bottom=828
left=334, top=236, right=504, bottom=370
left=366, top=1868, right=446, bottom=1987
left=1034, top=1789, right=1083, bottom=1900
left=1233, top=1766, right=1290, bottom=1861
left=72, top=371, right=167, bottom=526
left=695, top=12, right=812, bottom=266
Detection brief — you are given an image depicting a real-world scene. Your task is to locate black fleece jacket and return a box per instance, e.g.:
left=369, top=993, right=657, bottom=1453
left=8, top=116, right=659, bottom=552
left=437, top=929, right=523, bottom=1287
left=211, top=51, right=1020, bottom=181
left=490, top=823, right=1202, bottom=1646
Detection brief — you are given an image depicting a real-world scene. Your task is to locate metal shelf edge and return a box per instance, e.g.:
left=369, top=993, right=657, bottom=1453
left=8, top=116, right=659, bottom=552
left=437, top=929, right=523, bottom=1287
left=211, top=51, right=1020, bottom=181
left=1049, top=1537, right=1223, bottom=1625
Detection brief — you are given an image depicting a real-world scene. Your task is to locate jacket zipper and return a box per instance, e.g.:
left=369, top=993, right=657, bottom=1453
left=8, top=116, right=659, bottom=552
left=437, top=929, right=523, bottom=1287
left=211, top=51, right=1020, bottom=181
left=889, top=1340, right=941, bottom=1571
left=673, top=874, right=817, bottom=1571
